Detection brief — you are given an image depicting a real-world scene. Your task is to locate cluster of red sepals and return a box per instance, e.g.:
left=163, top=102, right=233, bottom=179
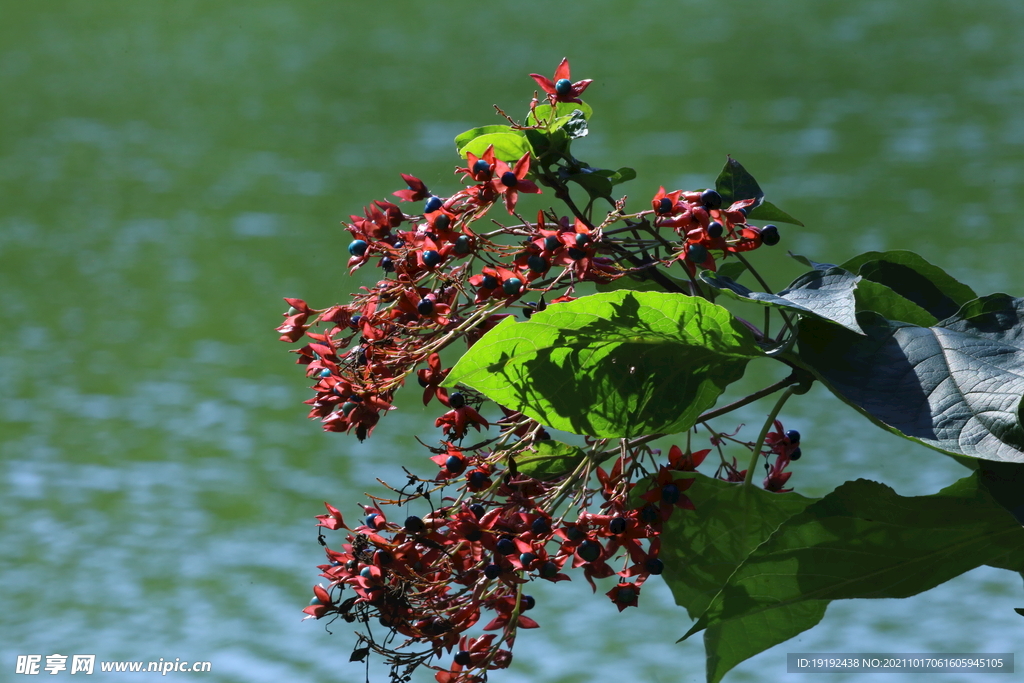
left=278, top=59, right=791, bottom=683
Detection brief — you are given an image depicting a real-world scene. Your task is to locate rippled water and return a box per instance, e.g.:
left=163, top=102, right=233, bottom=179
left=2, top=2, right=1023, bottom=682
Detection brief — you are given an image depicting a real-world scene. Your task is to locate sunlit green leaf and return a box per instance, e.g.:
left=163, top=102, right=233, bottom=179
left=746, top=200, right=804, bottom=226
left=444, top=291, right=762, bottom=438
left=841, top=250, right=976, bottom=321
left=456, top=129, right=530, bottom=162
left=515, top=440, right=587, bottom=480
left=714, top=157, right=764, bottom=209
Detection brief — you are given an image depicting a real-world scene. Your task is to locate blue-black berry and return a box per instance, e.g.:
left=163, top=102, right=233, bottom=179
left=468, top=470, right=490, bottom=490
left=658, top=197, right=674, bottom=214
left=539, top=561, right=559, bottom=579
left=424, top=196, right=443, bottom=213
left=555, top=78, right=573, bottom=96
left=404, top=516, right=425, bottom=533
left=434, top=213, right=451, bottom=232
left=576, top=539, right=602, bottom=562
left=521, top=595, right=536, bottom=610
left=417, top=299, right=434, bottom=316
left=454, top=234, right=471, bottom=255
left=645, top=557, right=664, bottom=575
left=527, top=255, right=549, bottom=273
left=519, top=552, right=537, bottom=567
left=469, top=503, right=485, bottom=518
left=544, top=235, right=561, bottom=251
left=380, top=257, right=394, bottom=272
left=701, top=189, right=723, bottom=210
left=568, top=247, right=586, bottom=260
left=789, top=447, right=803, bottom=461
left=707, top=221, right=724, bottom=239
left=687, top=243, right=708, bottom=264
left=785, top=429, right=801, bottom=444
left=760, top=224, right=780, bottom=246
left=484, top=563, right=501, bottom=579
left=531, top=517, right=551, bottom=536
left=481, top=274, right=499, bottom=290
left=445, top=454, right=466, bottom=474
left=502, top=278, right=523, bottom=296
left=348, top=240, right=368, bottom=257
left=575, top=233, right=590, bottom=247
left=500, top=171, right=518, bottom=187
left=608, top=517, right=627, bottom=535
left=448, top=391, right=466, bottom=409
left=454, top=651, right=472, bottom=666
left=422, top=250, right=442, bottom=268
left=472, top=159, right=491, bottom=176
left=496, top=537, right=517, bottom=555
left=661, top=483, right=681, bottom=505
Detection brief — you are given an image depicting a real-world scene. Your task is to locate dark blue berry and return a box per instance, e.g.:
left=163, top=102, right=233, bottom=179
left=565, top=526, right=586, bottom=543
left=454, top=651, right=472, bottom=666
left=540, top=561, right=559, bottom=578
left=521, top=595, right=536, bottom=610
left=614, top=586, right=638, bottom=604
left=417, top=299, right=434, bottom=316
left=523, top=308, right=532, bottom=319
left=687, top=243, right=708, bottom=264
left=609, top=516, right=627, bottom=535
left=481, top=274, right=499, bottom=290
left=519, top=552, right=537, bottom=567
left=496, top=537, right=517, bottom=555
left=568, top=247, right=586, bottom=260
left=364, top=513, right=380, bottom=529
left=555, top=78, right=573, bottom=96
left=454, top=235, right=471, bottom=255
left=341, top=402, right=357, bottom=415
left=345, top=559, right=358, bottom=572
left=789, top=447, right=803, bottom=461
left=434, top=214, right=451, bottom=231
left=661, top=483, right=681, bottom=506
left=575, top=233, right=590, bottom=247
left=527, top=255, right=549, bottom=273
left=404, top=516, right=425, bottom=533
left=537, top=428, right=551, bottom=440
left=393, top=240, right=405, bottom=249
left=468, top=470, right=489, bottom=489
left=645, top=557, right=664, bottom=575
left=707, top=221, right=724, bottom=239
left=640, top=505, right=660, bottom=524
left=484, top=563, right=501, bottom=579
left=463, top=526, right=482, bottom=542
left=348, top=240, right=368, bottom=257
left=374, top=549, right=392, bottom=566
left=472, top=159, right=491, bottom=176
left=658, top=197, right=674, bottom=214
left=422, top=250, right=442, bottom=268
left=318, top=368, right=331, bottom=378
left=445, top=454, right=466, bottom=474
left=380, top=257, right=394, bottom=272
left=350, top=314, right=362, bottom=327
left=544, top=235, right=561, bottom=251
left=502, top=278, right=522, bottom=296
left=309, top=596, right=323, bottom=605
left=531, top=517, right=551, bottom=536
left=469, top=503, right=485, bottom=518
left=500, top=171, right=518, bottom=187
left=760, top=224, right=780, bottom=246
left=785, top=429, right=801, bottom=444
left=448, top=391, right=466, bottom=409
left=424, top=196, right=443, bottom=213
left=701, top=189, right=723, bottom=210
left=576, top=539, right=602, bottom=562
left=360, top=566, right=374, bottom=579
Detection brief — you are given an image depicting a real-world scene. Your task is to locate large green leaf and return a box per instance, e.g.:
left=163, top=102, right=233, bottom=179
left=661, top=473, right=817, bottom=620
left=686, top=474, right=1024, bottom=683
left=840, top=250, right=976, bottom=321
left=852, top=279, right=938, bottom=327
left=746, top=200, right=804, bottom=227
left=701, top=267, right=864, bottom=334
left=443, top=291, right=762, bottom=438
left=526, top=101, right=594, bottom=128
left=797, top=295, right=1024, bottom=463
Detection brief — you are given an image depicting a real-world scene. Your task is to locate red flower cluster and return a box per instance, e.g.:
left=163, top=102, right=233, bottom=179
left=280, top=59, right=802, bottom=682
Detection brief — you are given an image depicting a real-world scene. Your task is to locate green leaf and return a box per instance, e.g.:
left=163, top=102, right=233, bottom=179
left=515, top=440, right=587, bottom=480
left=443, top=291, right=763, bottom=438
left=701, top=267, right=864, bottom=334
left=715, top=260, right=747, bottom=282
left=660, top=473, right=817, bottom=620
left=553, top=109, right=588, bottom=140
left=746, top=200, right=804, bottom=227
left=687, top=474, right=1024, bottom=683
left=524, top=128, right=568, bottom=164
left=853, top=279, right=938, bottom=327
left=608, top=166, right=636, bottom=186
left=797, top=295, right=1024, bottom=463
left=527, top=101, right=594, bottom=128
left=714, top=157, right=764, bottom=209
left=564, top=171, right=613, bottom=200
left=456, top=128, right=530, bottom=162
left=840, top=250, right=976, bottom=321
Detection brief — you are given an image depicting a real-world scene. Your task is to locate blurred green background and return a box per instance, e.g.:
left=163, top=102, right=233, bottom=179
left=1, top=2, right=1022, bottom=681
